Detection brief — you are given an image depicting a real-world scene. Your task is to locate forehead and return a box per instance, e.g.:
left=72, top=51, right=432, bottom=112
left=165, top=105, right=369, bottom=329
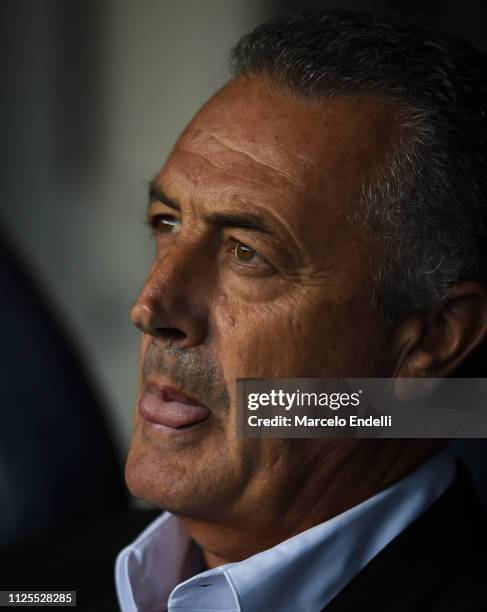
left=156, top=75, right=396, bottom=257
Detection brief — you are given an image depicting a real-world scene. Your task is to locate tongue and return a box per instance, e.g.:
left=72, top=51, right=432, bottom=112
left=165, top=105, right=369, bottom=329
left=141, top=392, right=210, bottom=428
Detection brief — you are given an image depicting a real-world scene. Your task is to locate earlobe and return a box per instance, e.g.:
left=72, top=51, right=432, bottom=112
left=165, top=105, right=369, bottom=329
left=402, top=350, right=435, bottom=377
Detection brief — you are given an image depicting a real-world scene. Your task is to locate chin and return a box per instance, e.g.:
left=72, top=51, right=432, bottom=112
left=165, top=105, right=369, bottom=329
left=124, top=435, right=240, bottom=519
left=124, top=444, right=186, bottom=511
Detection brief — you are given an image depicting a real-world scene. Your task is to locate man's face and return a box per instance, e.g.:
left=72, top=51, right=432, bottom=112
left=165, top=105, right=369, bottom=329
left=126, top=75, right=397, bottom=528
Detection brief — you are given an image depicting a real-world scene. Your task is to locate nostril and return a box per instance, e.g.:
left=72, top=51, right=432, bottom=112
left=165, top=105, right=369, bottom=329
left=155, top=327, right=187, bottom=342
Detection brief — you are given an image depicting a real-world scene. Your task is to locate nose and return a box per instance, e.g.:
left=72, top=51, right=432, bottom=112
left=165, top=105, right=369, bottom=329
left=130, top=244, right=209, bottom=348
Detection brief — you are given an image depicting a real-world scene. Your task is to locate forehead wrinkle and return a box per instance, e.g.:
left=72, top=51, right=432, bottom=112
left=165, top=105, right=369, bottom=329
left=204, top=128, right=324, bottom=177
left=178, top=127, right=305, bottom=189
left=175, top=145, right=291, bottom=197
left=188, top=128, right=306, bottom=186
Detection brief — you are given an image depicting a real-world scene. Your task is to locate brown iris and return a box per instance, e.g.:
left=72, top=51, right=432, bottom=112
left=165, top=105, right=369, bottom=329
left=235, top=242, right=256, bottom=262
left=156, top=215, right=179, bottom=233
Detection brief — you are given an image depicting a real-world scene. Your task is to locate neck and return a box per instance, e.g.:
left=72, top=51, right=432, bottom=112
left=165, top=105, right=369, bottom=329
left=178, top=439, right=444, bottom=569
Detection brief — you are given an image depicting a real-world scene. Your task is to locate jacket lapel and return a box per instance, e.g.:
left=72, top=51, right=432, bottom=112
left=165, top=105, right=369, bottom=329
left=323, top=463, right=486, bottom=611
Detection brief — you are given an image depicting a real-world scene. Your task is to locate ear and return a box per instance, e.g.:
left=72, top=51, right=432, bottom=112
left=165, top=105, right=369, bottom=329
left=394, top=281, right=487, bottom=378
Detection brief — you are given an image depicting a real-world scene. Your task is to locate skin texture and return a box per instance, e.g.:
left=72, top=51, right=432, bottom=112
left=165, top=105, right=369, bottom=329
left=126, top=74, right=487, bottom=568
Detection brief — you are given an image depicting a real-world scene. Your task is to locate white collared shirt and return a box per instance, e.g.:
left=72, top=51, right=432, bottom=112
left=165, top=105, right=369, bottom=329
left=116, top=449, right=456, bottom=612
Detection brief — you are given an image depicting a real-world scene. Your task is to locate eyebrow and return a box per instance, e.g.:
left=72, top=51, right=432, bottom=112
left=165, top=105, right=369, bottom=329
left=148, top=180, right=180, bottom=211
left=147, top=180, right=279, bottom=237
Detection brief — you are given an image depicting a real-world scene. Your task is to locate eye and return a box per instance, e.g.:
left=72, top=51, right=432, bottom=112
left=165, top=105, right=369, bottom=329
left=234, top=242, right=259, bottom=263
left=147, top=214, right=181, bottom=234
left=228, top=239, right=275, bottom=277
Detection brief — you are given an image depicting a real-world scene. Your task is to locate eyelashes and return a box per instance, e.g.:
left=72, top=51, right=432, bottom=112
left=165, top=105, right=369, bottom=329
left=146, top=213, right=181, bottom=235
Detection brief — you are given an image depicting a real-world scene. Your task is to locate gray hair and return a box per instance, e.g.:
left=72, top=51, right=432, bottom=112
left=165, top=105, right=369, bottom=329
left=231, top=9, right=487, bottom=320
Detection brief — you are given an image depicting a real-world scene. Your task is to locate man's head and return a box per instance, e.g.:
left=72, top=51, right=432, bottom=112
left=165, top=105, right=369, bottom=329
left=125, top=10, right=487, bottom=556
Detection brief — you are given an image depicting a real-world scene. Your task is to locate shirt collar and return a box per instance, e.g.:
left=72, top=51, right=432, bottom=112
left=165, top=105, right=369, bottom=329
left=115, top=512, right=204, bottom=610
left=116, top=448, right=455, bottom=612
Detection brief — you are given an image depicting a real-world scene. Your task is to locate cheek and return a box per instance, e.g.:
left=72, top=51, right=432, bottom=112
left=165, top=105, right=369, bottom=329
left=212, top=286, right=388, bottom=383
left=213, top=291, right=320, bottom=382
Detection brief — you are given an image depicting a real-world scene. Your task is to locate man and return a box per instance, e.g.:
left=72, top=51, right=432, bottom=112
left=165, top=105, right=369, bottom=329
left=117, top=10, right=487, bottom=612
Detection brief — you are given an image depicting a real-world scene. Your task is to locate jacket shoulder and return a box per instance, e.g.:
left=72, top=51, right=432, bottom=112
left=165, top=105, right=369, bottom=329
left=325, top=462, right=487, bottom=611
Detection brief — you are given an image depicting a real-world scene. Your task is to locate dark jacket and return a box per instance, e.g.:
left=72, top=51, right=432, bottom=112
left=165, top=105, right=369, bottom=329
left=325, top=463, right=486, bottom=611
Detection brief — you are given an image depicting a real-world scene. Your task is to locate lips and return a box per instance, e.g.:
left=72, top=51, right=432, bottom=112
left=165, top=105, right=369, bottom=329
left=139, top=385, right=210, bottom=429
